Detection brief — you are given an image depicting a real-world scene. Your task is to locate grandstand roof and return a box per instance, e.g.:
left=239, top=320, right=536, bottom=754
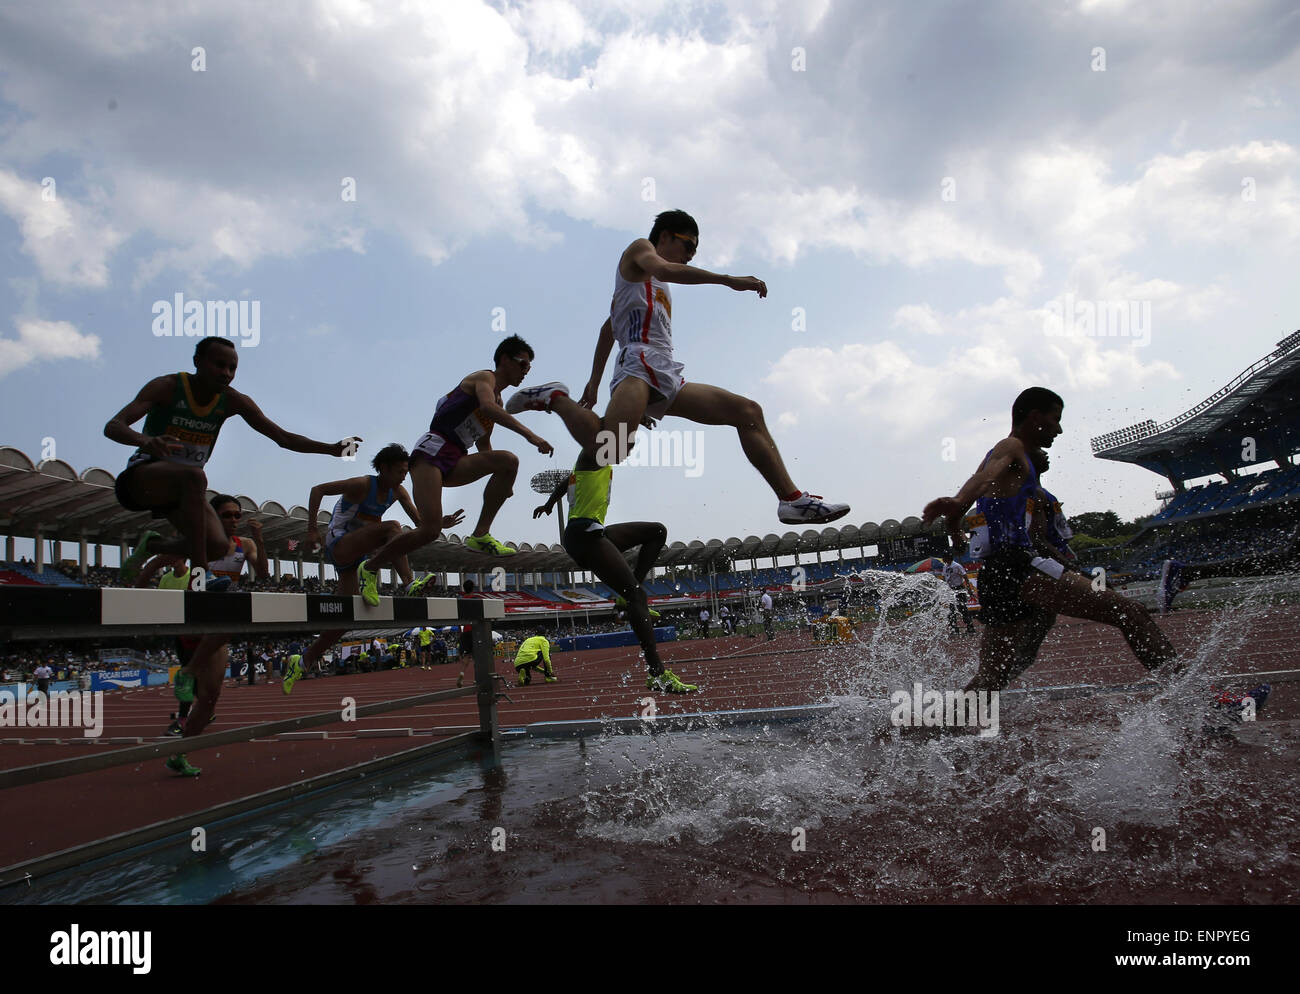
left=0, top=446, right=940, bottom=573
left=1090, top=330, right=1300, bottom=483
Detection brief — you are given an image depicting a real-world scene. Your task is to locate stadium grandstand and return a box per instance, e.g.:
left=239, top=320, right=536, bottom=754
left=1091, top=330, right=1300, bottom=580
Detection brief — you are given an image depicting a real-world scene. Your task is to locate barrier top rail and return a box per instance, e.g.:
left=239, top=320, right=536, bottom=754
left=0, top=588, right=504, bottom=642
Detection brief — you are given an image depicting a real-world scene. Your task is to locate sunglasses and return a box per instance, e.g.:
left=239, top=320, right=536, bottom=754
left=669, top=232, right=698, bottom=254
left=511, top=355, right=532, bottom=371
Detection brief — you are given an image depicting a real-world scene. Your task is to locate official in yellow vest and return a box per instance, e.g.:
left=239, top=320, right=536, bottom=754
left=514, top=635, right=557, bottom=686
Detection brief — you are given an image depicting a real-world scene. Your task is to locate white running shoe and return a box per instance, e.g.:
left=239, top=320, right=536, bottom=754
left=778, top=492, right=850, bottom=525
left=506, top=382, right=569, bottom=414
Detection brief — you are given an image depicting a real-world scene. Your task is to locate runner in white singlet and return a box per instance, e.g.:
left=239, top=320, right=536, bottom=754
left=503, top=210, right=850, bottom=526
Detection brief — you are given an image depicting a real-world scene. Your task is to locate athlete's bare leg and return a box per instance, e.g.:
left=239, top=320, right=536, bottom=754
left=457, top=450, right=519, bottom=538
left=182, top=636, right=229, bottom=737
left=121, top=462, right=229, bottom=569
left=550, top=394, right=604, bottom=452
left=1021, top=571, right=1177, bottom=672
left=363, top=460, right=446, bottom=572
left=666, top=382, right=798, bottom=498
left=597, top=377, right=654, bottom=464
left=964, top=610, right=1055, bottom=693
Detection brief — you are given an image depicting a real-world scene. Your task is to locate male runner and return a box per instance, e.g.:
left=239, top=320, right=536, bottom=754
left=513, top=634, right=558, bottom=686
left=355, top=336, right=554, bottom=606
left=537, top=450, right=695, bottom=692
left=136, top=493, right=268, bottom=772
left=283, top=444, right=465, bottom=694
left=506, top=210, right=849, bottom=525
left=107, top=336, right=358, bottom=585
left=923, top=388, right=1180, bottom=696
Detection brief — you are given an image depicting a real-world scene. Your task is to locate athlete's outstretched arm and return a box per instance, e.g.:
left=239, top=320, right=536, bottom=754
left=104, top=375, right=183, bottom=457
left=535, top=474, right=569, bottom=518
left=247, top=518, right=271, bottom=581
left=228, top=390, right=360, bottom=456
left=472, top=374, right=553, bottom=455
left=581, top=318, right=616, bottom=409
left=396, top=485, right=422, bottom=528
left=922, top=438, right=1026, bottom=544
left=306, top=477, right=366, bottom=549
left=626, top=239, right=766, bottom=296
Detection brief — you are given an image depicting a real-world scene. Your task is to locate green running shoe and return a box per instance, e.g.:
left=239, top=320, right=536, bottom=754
left=646, top=669, right=697, bottom=694
left=465, top=533, right=516, bottom=556
left=406, top=573, right=435, bottom=596
left=165, top=754, right=201, bottom=777
left=357, top=559, right=380, bottom=606
left=173, top=668, right=196, bottom=704
left=120, top=529, right=160, bottom=583
left=544, top=676, right=559, bottom=684
left=282, top=654, right=304, bottom=695
left=159, top=567, right=190, bottom=590
left=614, top=594, right=661, bottom=619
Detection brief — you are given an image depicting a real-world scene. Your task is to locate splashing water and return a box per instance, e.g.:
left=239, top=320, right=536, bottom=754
left=572, top=574, right=1299, bottom=901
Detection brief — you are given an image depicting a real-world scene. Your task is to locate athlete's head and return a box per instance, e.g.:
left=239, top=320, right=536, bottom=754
left=494, top=335, right=535, bottom=387
left=194, top=336, right=238, bottom=388
left=1012, top=387, right=1064, bottom=448
left=649, top=209, right=699, bottom=262
left=210, top=494, right=242, bottom=537
left=371, top=442, right=410, bottom=486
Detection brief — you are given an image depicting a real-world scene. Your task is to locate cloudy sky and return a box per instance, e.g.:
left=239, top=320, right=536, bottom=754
left=1, top=0, right=1298, bottom=563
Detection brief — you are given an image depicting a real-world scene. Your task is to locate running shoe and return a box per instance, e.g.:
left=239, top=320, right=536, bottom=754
left=1157, top=559, right=1185, bottom=614
left=614, top=594, right=662, bottom=619
left=544, top=676, right=559, bottom=684
left=120, top=529, right=160, bottom=583
left=165, top=717, right=183, bottom=736
left=646, top=669, right=698, bottom=693
left=282, top=654, right=304, bottom=695
left=158, top=568, right=190, bottom=591
left=505, top=382, right=570, bottom=414
left=173, top=669, right=196, bottom=704
left=778, top=492, right=851, bottom=525
left=358, top=559, right=380, bottom=605
left=406, top=573, right=435, bottom=596
left=165, top=754, right=201, bottom=777
left=465, top=533, right=516, bottom=556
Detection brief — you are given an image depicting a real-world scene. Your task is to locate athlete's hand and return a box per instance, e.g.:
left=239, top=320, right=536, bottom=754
left=529, top=433, right=554, bottom=456
left=579, top=378, right=600, bottom=410
left=304, top=527, right=321, bottom=553
left=533, top=503, right=552, bottom=519
left=247, top=519, right=264, bottom=539
left=921, top=497, right=961, bottom=526
left=142, top=435, right=185, bottom=459
left=442, top=508, right=466, bottom=528
left=334, top=436, right=363, bottom=459
left=728, top=276, right=767, bottom=298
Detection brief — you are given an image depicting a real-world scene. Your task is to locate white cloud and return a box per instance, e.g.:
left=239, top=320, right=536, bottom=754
left=0, top=319, right=101, bottom=378
left=0, top=171, right=124, bottom=287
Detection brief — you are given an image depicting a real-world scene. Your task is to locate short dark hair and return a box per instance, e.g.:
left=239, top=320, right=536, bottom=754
left=462, top=579, right=476, bottom=593
left=210, top=494, right=239, bottom=512
left=195, top=336, right=237, bottom=362
left=1012, top=387, right=1064, bottom=425
left=494, top=335, right=534, bottom=366
left=371, top=443, right=409, bottom=471
left=648, top=209, right=699, bottom=246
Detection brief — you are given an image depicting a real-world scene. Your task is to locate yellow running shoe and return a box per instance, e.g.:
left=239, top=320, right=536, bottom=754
left=646, top=669, right=697, bottom=693
left=465, top=533, right=516, bottom=556
left=282, top=654, right=304, bottom=695
left=358, top=560, right=380, bottom=606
